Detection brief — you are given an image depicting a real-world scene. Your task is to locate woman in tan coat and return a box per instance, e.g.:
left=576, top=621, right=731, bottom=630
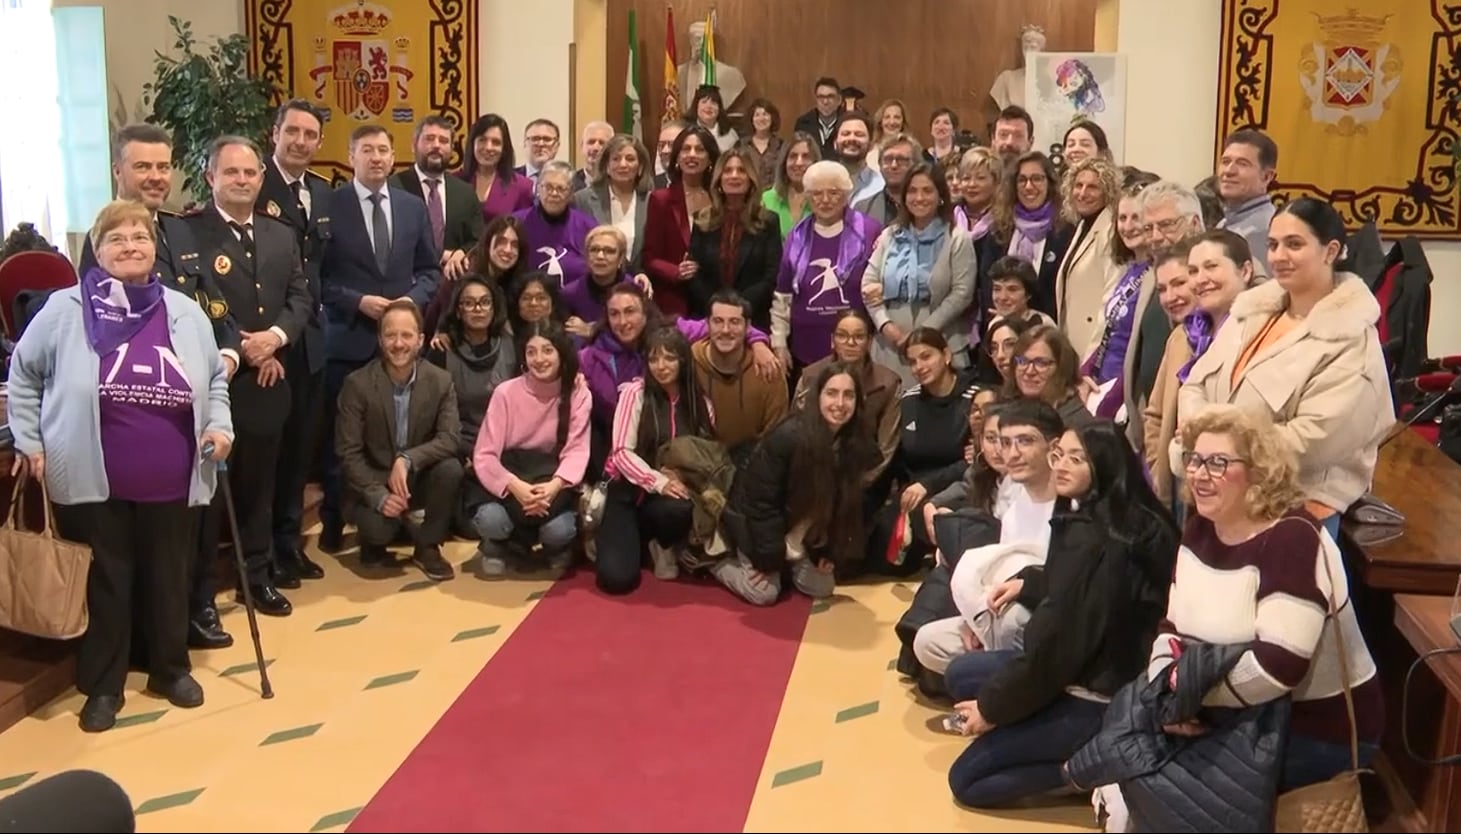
left=1053, top=158, right=1120, bottom=359
left=1176, top=198, right=1394, bottom=541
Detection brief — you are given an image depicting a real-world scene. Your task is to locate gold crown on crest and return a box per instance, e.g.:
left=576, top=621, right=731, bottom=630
left=331, top=0, right=391, bottom=36
left=1313, top=9, right=1391, bottom=44
left=393, top=36, right=410, bottom=50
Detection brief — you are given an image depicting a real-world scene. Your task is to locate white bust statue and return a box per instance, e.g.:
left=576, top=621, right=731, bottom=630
left=989, top=25, right=1047, bottom=110
left=677, top=21, right=747, bottom=112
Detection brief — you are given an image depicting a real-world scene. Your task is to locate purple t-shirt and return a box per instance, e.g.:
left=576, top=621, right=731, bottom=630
left=98, top=308, right=196, bottom=503
left=781, top=231, right=853, bottom=365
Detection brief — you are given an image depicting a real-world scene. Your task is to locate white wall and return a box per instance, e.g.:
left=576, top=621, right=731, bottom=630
left=479, top=0, right=575, bottom=158
left=1116, top=0, right=1461, bottom=356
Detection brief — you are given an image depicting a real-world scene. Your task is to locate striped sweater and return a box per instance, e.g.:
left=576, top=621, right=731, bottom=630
left=1149, top=508, right=1383, bottom=747
left=606, top=377, right=716, bottom=493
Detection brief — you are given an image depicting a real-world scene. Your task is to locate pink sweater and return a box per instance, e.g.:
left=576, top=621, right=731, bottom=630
left=472, top=373, right=592, bottom=497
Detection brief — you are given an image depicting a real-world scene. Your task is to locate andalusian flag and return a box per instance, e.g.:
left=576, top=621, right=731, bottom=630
left=661, top=5, right=680, bottom=122
left=702, top=10, right=717, bottom=88
left=623, top=10, right=641, bottom=139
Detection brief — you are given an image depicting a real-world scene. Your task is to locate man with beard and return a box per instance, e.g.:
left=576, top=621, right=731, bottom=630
left=853, top=133, right=921, bottom=224
left=833, top=112, right=884, bottom=205
left=390, top=115, right=482, bottom=334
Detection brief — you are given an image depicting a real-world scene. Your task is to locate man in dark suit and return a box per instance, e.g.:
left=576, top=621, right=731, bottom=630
left=188, top=136, right=312, bottom=621
left=791, top=76, right=844, bottom=157
left=317, top=123, right=443, bottom=551
left=78, top=124, right=241, bottom=378
left=258, top=98, right=333, bottom=584
left=335, top=300, right=461, bottom=580
left=389, top=114, right=483, bottom=334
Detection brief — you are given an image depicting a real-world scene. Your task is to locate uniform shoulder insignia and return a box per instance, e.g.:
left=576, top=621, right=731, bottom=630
left=304, top=168, right=330, bottom=182
left=180, top=201, right=209, bottom=217
left=156, top=207, right=180, bottom=218
left=255, top=211, right=289, bottom=229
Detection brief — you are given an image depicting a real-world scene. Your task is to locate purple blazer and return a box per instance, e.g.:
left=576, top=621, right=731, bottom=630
left=456, top=169, right=535, bottom=224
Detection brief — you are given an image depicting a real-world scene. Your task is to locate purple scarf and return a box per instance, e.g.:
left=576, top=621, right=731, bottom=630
left=785, top=209, right=876, bottom=299
left=1176, top=311, right=1216, bottom=383
left=1011, top=202, right=1055, bottom=264
left=955, top=205, right=994, bottom=241
left=80, top=266, right=165, bottom=356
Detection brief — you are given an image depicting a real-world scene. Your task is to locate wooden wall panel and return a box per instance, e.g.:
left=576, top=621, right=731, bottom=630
left=604, top=0, right=1096, bottom=143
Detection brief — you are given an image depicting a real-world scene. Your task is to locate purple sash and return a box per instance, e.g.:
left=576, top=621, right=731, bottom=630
left=784, top=209, right=874, bottom=295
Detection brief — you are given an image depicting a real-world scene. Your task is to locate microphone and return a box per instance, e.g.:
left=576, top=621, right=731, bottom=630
left=1382, top=374, right=1461, bottom=448
left=0, top=769, right=135, bottom=832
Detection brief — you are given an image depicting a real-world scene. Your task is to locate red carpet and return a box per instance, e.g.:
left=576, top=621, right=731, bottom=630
left=348, top=570, right=812, bottom=833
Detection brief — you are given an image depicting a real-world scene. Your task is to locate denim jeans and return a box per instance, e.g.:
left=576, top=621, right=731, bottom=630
left=948, top=694, right=1107, bottom=808
left=1282, top=733, right=1379, bottom=793
left=944, top=649, right=1019, bottom=701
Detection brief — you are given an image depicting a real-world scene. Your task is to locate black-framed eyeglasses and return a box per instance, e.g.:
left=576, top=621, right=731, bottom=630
left=1181, top=451, right=1247, bottom=478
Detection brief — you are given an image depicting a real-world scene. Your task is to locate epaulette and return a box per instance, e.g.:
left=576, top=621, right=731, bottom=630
left=253, top=210, right=290, bottom=228
left=304, top=168, right=330, bottom=182
left=178, top=201, right=210, bottom=217
left=157, top=207, right=180, bottom=217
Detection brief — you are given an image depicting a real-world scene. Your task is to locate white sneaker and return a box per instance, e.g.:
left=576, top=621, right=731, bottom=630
left=648, top=541, right=680, bottom=580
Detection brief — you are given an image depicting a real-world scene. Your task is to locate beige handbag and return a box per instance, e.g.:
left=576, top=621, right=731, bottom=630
left=1273, top=532, right=1370, bottom=833
left=0, top=475, right=92, bottom=640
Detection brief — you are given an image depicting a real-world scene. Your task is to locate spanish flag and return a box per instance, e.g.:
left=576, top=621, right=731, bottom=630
left=662, top=5, right=680, bottom=122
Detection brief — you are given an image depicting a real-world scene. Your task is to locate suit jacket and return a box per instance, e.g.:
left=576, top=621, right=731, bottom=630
left=792, top=109, right=839, bottom=157
left=320, top=182, right=443, bottom=362
left=685, top=219, right=782, bottom=329
left=187, top=209, right=313, bottom=434
left=335, top=359, right=460, bottom=513
left=257, top=158, right=333, bottom=373
left=389, top=166, right=484, bottom=254
left=571, top=181, right=649, bottom=267
left=78, top=210, right=241, bottom=358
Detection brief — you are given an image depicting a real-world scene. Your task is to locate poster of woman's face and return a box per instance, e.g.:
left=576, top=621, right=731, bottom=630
left=1025, top=52, right=1128, bottom=165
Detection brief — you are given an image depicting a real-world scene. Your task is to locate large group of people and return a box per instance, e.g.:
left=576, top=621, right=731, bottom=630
left=4, top=77, right=1399, bottom=830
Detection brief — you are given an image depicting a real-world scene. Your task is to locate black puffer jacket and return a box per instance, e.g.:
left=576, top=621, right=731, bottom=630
left=1066, top=641, right=1290, bottom=833
left=719, top=418, right=800, bottom=572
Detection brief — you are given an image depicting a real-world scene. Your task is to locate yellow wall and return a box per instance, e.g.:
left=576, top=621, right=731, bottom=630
left=572, top=0, right=609, bottom=164
left=1093, top=0, right=1120, bottom=51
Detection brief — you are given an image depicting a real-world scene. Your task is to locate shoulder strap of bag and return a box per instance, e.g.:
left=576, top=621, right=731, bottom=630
left=7, top=473, right=57, bottom=541
left=1312, top=519, right=1361, bottom=771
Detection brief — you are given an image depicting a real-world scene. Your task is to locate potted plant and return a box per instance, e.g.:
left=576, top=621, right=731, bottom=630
left=142, top=16, right=274, bottom=202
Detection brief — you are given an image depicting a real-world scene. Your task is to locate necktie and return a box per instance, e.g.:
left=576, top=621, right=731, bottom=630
left=289, top=179, right=308, bottom=221
left=425, top=177, right=445, bottom=253
left=368, top=192, right=391, bottom=274
left=228, top=220, right=255, bottom=261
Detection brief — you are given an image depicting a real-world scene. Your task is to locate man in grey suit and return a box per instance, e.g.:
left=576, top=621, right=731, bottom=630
left=187, top=136, right=313, bottom=620
left=316, top=124, right=442, bottom=551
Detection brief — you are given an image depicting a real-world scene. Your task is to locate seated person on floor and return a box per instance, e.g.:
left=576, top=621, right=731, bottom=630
left=690, top=289, right=790, bottom=464
left=472, top=319, right=593, bottom=575
left=336, top=300, right=464, bottom=580
left=1067, top=405, right=1381, bottom=830
left=595, top=325, right=722, bottom=595
left=944, top=420, right=1177, bottom=809
left=868, top=327, right=982, bottom=577
left=914, top=397, right=1062, bottom=677
left=714, top=361, right=878, bottom=605
left=424, top=277, right=517, bottom=537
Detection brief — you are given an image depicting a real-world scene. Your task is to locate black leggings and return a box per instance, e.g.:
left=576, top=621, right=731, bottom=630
left=593, top=479, right=693, bottom=595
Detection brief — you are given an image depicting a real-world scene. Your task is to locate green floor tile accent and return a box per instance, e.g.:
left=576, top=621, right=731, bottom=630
left=113, top=709, right=168, bottom=729
left=451, top=625, right=501, bottom=642
left=810, top=599, right=832, bottom=614
left=0, top=772, right=35, bottom=791
left=364, top=670, right=419, bottom=690
left=525, top=589, right=548, bottom=601
left=310, top=806, right=363, bottom=832
left=316, top=614, right=367, bottom=631
left=135, top=787, right=205, bottom=814
left=399, top=579, right=435, bottom=592
left=771, top=760, right=823, bottom=788
left=835, top=701, right=880, bottom=723
left=220, top=659, right=275, bottom=677
left=260, top=722, right=323, bottom=746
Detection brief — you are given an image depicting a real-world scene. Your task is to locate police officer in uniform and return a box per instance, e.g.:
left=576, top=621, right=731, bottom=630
left=78, top=123, right=241, bottom=650
left=188, top=136, right=312, bottom=619
left=258, top=99, right=333, bottom=579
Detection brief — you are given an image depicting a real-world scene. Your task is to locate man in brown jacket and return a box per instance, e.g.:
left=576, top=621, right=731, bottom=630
left=335, top=300, right=463, bottom=580
left=691, top=290, right=789, bottom=465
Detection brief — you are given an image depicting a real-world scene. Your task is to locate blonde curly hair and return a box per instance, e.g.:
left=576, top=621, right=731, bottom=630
left=1058, top=157, right=1121, bottom=225
left=1179, top=404, right=1304, bottom=522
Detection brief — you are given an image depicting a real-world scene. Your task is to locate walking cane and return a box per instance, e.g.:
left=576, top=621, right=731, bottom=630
left=203, top=442, right=275, bottom=699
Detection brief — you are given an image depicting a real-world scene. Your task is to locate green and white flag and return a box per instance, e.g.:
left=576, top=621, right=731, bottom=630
left=623, top=9, right=642, bottom=139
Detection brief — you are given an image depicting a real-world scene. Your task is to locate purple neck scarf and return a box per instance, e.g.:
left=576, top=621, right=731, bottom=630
left=1176, top=311, right=1217, bottom=383
left=955, top=205, right=994, bottom=241
left=80, top=267, right=165, bottom=356
left=1011, top=202, right=1055, bottom=264
left=785, top=210, right=873, bottom=289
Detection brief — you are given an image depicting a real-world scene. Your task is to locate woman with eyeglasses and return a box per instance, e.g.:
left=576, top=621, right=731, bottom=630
left=1069, top=405, right=1381, bottom=826
left=944, top=420, right=1178, bottom=808
left=511, top=161, right=599, bottom=291
left=560, top=225, right=654, bottom=341
left=1001, top=324, right=1093, bottom=429
left=982, top=151, right=1070, bottom=318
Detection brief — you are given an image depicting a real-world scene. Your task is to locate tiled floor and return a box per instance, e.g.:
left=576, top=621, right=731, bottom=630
left=0, top=541, right=1094, bottom=833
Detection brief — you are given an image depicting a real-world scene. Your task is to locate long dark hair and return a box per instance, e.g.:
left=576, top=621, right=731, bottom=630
left=1070, top=419, right=1178, bottom=540
left=637, top=326, right=715, bottom=460
left=440, top=276, right=507, bottom=349
left=786, top=362, right=879, bottom=566
left=469, top=214, right=526, bottom=281
left=515, top=319, right=580, bottom=451
left=966, top=401, right=1008, bottom=513
left=506, top=270, right=564, bottom=334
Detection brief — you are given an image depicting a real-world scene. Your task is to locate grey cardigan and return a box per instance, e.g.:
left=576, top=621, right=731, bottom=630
left=8, top=286, right=234, bottom=507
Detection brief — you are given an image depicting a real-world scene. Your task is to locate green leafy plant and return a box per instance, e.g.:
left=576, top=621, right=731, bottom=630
left=142, top=16, right=274, bottom=202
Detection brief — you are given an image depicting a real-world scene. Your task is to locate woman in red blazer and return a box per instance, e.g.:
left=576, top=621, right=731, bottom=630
left=641, top=124, right=720, bottom=316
